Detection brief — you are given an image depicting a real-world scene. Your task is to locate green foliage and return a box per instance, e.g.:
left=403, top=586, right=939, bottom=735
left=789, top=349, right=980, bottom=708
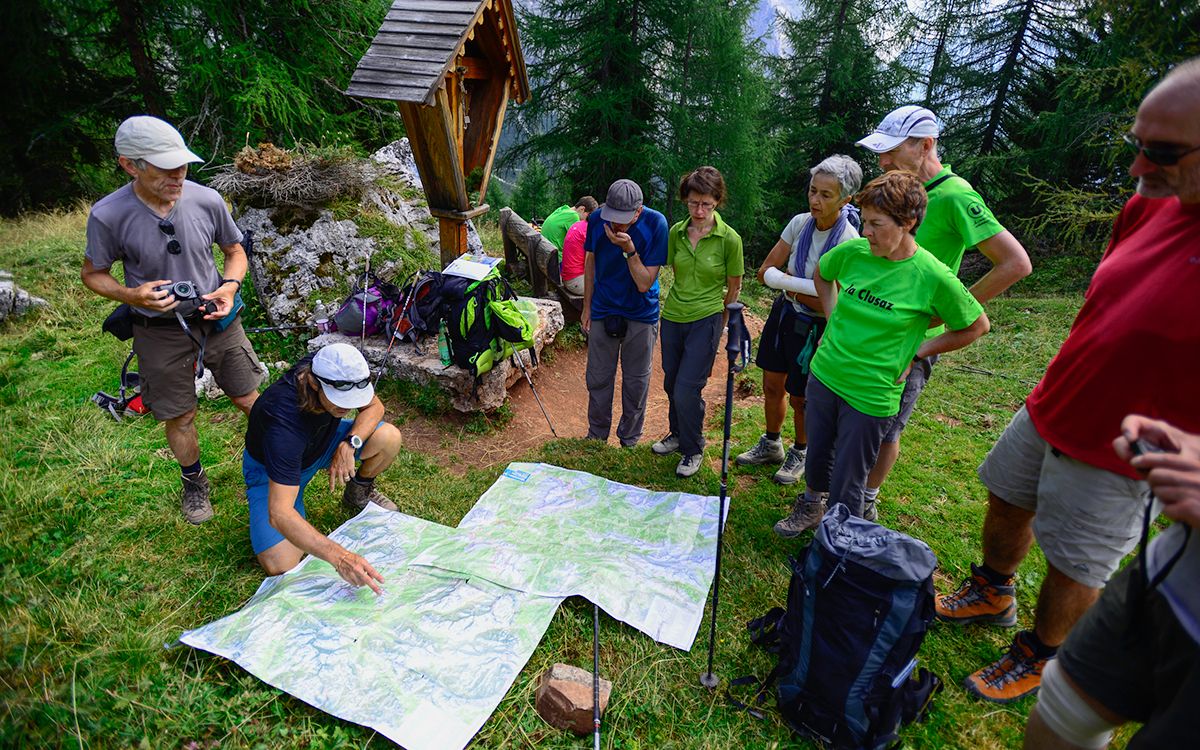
left=509, top=158, right=557, bottom=223
left=483, top=177, right=511, bottom=222
left=0, top=0, right=404, bottom=215
left=513, top=0, right=771, bottom=245
left=376, top=378, right=453, bottom=418
left=757, top=0, right=913, bottom=261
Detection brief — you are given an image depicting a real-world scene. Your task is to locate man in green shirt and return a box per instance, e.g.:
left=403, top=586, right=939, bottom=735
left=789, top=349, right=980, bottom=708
left=540, top=196, right=598, bottom=251
left=855, top=106, right=1032, bottom=514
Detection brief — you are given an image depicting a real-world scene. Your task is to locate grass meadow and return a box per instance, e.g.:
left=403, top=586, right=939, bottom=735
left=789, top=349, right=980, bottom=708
left=0, top=208, right=1126, bottom=748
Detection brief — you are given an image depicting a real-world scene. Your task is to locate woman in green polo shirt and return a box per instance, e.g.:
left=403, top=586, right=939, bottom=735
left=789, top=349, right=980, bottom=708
left=774, top=171, right=990, bottom=536
left=651, top=166, right=745, bottom=478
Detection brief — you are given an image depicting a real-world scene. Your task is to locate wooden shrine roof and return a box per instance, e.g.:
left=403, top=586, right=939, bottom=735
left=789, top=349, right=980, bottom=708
left=346, top=0, right=529, bottom=107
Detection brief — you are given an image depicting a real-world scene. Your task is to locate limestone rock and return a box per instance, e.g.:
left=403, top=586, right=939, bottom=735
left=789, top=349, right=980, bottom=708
left=0, top=270, right=48, bottom=323
left=307, top=296, right=564, bottom=412
left=240, top=138, right=483, bottom=328
left=535, top=663, right=612, bottom=735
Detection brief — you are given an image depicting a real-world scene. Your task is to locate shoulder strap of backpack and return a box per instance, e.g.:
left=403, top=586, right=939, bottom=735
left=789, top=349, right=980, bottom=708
left=925, top=173, right=954, bottom=193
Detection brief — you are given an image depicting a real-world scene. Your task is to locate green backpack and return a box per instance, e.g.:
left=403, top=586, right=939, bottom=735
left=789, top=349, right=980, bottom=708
left=444, top=271, right=536, bottom=379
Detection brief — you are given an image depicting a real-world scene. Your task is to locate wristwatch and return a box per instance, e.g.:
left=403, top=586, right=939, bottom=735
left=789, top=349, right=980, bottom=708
left=623, top=249, right=637, bottom=260
left=344, top=433, right=363, bottom=450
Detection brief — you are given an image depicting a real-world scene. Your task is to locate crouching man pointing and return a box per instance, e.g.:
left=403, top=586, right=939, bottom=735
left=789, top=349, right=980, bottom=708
left=243, top=343, right=402, bottom=592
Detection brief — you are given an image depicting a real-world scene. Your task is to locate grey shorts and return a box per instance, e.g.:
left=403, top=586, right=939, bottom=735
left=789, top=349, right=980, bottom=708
left=976, top=405, right=1150, bottom=589
left=881, top=354, right=938, bottom=443
left=132, top=316, right=263, bottom=420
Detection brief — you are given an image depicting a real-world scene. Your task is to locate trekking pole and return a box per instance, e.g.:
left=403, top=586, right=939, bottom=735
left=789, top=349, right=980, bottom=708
left=593, top=602, right=601, bottom=750
left=372, top=270, right=421, bottom=387
left=512, top=352, right=558, bottom=437
left=701, top=301, right=751, bottom=689
left=243, top=323, right=317, bottom=334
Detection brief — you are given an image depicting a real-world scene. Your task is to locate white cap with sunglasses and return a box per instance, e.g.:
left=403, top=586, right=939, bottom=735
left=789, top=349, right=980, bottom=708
left=856, top=105, right=941, bottom=154
left=312, top=343, right=375, bottom=410
left=115, top=116, right=204, bottom=170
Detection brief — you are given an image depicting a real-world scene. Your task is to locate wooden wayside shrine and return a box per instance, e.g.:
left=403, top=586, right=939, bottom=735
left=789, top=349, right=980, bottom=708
left=346, top=0, right=530, bottom=267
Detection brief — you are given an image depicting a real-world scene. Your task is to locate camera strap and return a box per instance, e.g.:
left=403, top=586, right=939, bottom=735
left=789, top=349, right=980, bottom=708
left=174, top=312, right=208, bottom=378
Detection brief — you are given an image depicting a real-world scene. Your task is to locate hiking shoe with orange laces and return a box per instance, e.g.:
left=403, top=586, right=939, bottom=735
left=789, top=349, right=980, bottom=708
left=935, top=564, right=1018, bottom=626
left=963, top=630, right=1053, bottom=703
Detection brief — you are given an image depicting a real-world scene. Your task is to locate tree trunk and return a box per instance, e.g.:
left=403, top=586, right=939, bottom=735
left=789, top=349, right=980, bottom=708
left=979, top=0, right=1034, bottom=155
left=113, top=0, right=164, bottom=116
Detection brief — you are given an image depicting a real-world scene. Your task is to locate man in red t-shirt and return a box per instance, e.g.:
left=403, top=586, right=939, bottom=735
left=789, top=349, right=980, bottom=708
left=935, top=58, right=1200, bottom=704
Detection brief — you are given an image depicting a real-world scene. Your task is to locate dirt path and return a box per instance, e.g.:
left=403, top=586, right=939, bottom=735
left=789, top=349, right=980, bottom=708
left=397, top=313, right=765, bottom=473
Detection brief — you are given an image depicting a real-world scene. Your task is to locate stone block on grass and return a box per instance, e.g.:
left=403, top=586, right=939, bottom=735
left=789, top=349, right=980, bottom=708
left=535, top=663, right=612, bottom=735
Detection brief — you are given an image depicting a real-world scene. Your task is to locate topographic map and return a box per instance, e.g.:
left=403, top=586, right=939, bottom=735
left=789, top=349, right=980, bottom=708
left=180, top=464, right=722, bottom=749
left=413, top=463, right=724, bottom=650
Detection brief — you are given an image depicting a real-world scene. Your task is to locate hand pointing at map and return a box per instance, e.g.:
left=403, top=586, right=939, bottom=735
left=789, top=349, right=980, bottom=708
left=334, top=549, right=385, bottom=595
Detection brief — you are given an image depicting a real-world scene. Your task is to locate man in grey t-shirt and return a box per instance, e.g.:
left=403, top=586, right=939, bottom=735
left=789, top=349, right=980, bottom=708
left=82, top=116, right=263, bottom=524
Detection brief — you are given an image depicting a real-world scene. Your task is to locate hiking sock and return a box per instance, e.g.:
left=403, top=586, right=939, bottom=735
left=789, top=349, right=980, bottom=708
left=351, top=471, right=374, bottom=485
left=863, top=486, right=880, bottom=502
left=794, top=441, right=807, bottom=451
left=1024, top=630, right=1059, bottom=658
left=978, top=562, right=1015, bottom=586
left=766, top=431, right=781, bottom=442
left=180, top=460, right=202, bottom=478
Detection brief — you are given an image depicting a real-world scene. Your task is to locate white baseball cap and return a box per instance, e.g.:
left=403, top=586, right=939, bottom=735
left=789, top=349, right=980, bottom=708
left=855, top=106, right=941, bottom=154
left=312, top=343, right=375, bottom=410
left=114, top=116, right=204, bottom=170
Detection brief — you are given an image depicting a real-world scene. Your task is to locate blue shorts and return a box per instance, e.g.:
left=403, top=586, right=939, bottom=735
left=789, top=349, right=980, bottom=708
left=244, top=418, right=363, bottom=554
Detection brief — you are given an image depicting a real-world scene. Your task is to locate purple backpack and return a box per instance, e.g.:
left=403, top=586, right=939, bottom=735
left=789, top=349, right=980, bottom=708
left=332, top=280, right=393, bottom=337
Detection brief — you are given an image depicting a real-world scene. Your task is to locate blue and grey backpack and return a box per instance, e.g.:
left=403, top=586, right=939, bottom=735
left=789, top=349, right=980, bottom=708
left=744, top=504, right=942, bottom=749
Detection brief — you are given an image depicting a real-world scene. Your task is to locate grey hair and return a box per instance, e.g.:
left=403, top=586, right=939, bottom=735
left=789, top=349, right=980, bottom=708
left=809, top=154, right=864, bottom=199
left=128, top=157, right=149, bottom=171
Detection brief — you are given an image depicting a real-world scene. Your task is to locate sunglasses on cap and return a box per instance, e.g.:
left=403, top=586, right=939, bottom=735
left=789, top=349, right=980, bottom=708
left=314, top=372, right=372, bottom=391
left=1123, top=133, right=1200, bottom=167
left=158, top=219, right=181, bottom=255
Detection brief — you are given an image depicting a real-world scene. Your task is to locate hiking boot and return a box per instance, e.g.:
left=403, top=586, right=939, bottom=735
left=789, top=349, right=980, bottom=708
left=963, top=631, right=1052, bottom=703
left=676, top=453, right=703, bottom=478
left=652, top=434, right=680, bottom=455
left=736, top=434, right=786, bottom=466
left=773, top=446, right=807, bottom=485
left=181, top=471, right=213, bottom=525
left=773, top=494, right=826, bottom=538
left=342, top=478, right=399, bottom=513
left=935, top=563, right=1018, bottom=626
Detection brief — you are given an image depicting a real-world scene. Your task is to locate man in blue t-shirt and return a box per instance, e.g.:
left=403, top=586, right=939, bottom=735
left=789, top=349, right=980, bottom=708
left=243, top=343, right=403, bottom=593
left=582, top=178, right=668, bottom=447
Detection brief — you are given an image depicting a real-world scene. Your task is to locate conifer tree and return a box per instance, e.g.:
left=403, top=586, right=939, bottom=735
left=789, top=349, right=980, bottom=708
left=765, top=0, right=913, bottom=235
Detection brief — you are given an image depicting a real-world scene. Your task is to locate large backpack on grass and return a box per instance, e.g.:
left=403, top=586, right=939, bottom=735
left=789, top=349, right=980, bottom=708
left=443, top=269, right=534, bottom=377
left=747, top=504, right=942, bottom=749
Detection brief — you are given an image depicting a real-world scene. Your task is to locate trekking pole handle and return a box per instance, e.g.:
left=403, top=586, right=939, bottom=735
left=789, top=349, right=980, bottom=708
left=725, top=302, right=750, bottom=371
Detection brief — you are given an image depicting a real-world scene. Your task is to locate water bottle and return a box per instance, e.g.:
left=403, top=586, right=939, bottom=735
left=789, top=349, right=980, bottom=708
left=438, top=319, right=452, bottom=365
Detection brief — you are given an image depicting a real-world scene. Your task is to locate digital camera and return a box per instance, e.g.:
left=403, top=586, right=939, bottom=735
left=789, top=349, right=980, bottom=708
left=160, top=280, right=217, bottom=318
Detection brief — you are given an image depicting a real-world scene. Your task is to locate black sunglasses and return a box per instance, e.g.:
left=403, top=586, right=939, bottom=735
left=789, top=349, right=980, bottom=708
left=158, top=219, right=181, bottom=255
left=1123, top=133, right=1200, bottom=167
left=315, top=372, right=372, bottom=391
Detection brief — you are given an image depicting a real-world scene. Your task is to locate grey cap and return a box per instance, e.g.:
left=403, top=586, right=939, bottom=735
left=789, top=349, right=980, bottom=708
left=600, top=179, right=644, bottom=224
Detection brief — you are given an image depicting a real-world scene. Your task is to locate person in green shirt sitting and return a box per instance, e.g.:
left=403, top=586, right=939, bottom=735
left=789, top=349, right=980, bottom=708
left=774, top=171, right=990, bottom=536
left=651, top=166, right=744, bottom=477
left=541, top=196, right=599, bottom=251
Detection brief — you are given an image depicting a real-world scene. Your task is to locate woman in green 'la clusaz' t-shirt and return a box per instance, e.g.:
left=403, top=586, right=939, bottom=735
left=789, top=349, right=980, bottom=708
left=773, top=171, right=990, bottom=538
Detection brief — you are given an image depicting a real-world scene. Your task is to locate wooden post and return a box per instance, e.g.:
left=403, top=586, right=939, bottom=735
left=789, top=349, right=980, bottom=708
left=437, top=218, right=468, bottom=267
